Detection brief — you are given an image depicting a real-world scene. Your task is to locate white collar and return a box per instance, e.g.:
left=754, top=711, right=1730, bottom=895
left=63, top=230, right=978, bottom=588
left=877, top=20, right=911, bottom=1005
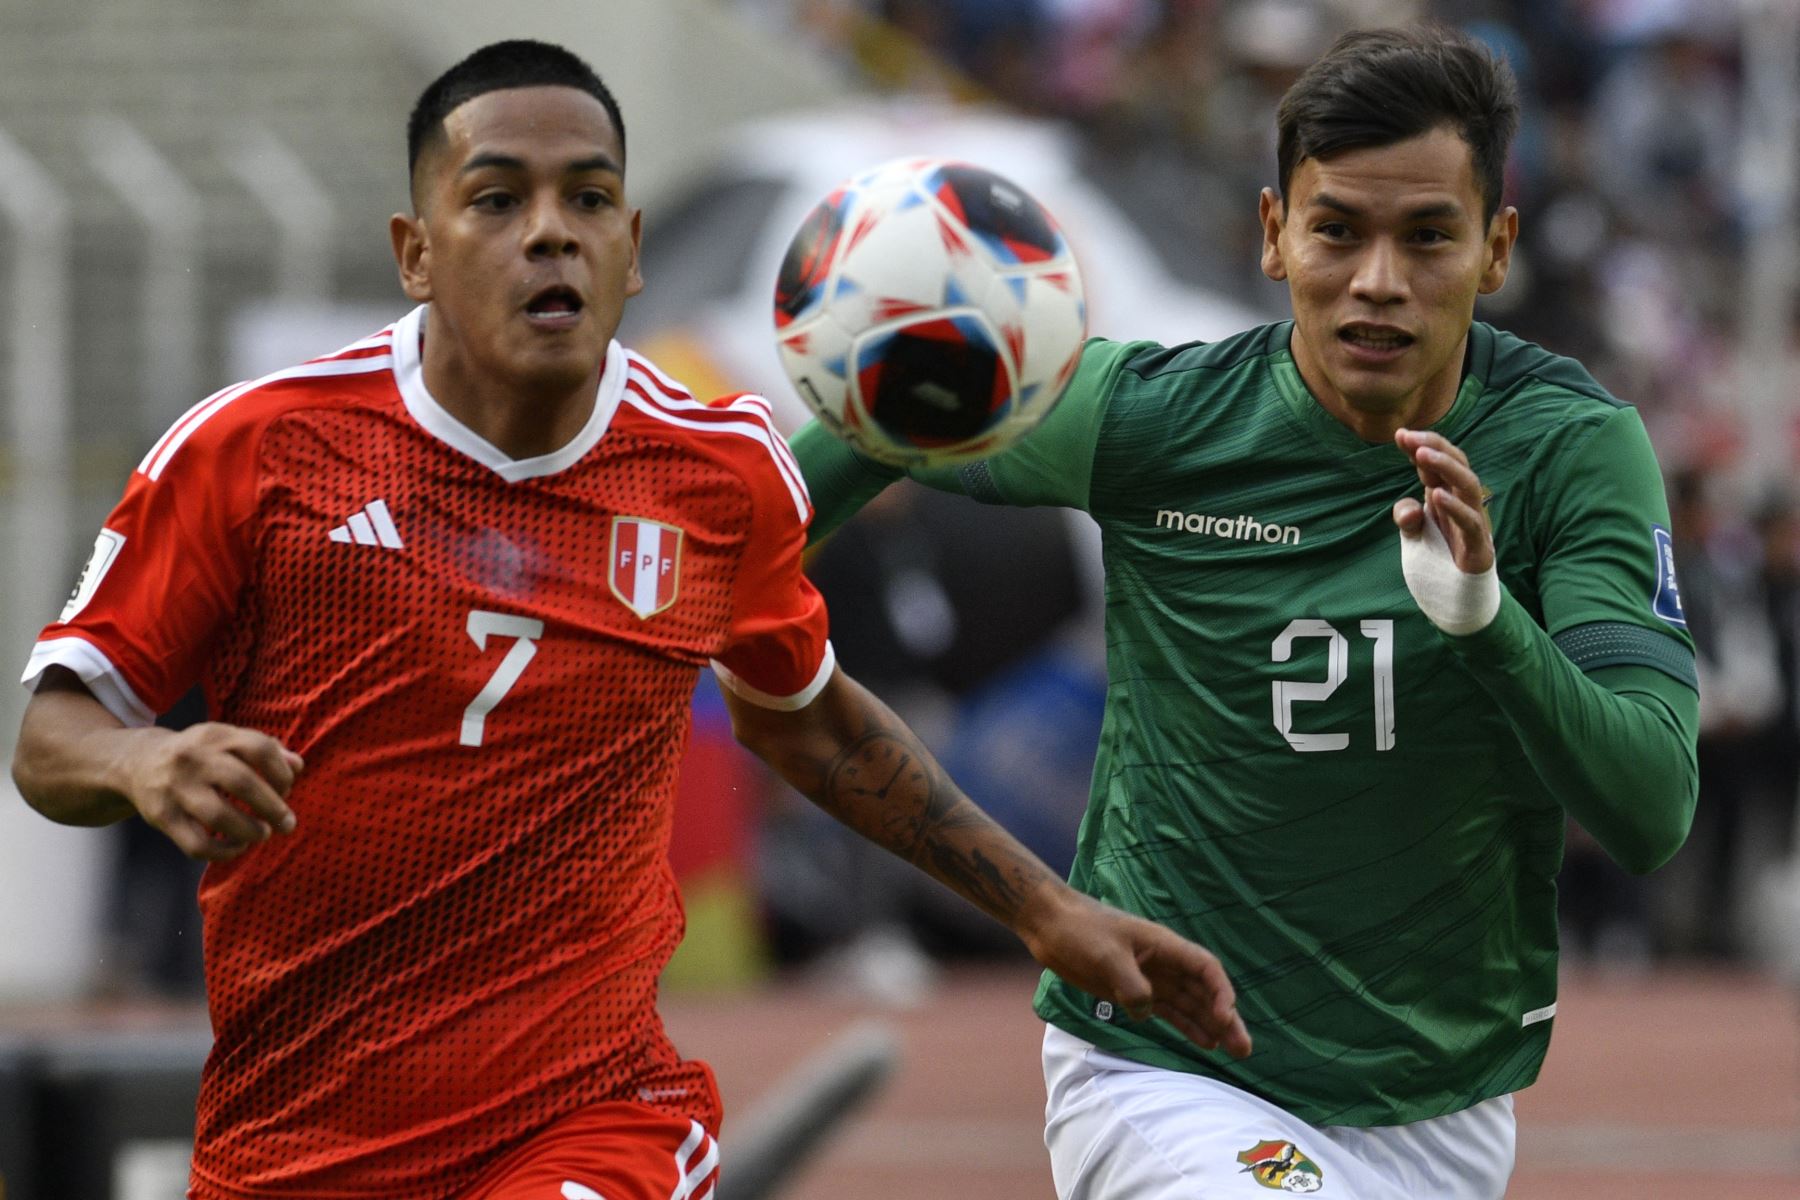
left=390, top=303, right=626, bottom=482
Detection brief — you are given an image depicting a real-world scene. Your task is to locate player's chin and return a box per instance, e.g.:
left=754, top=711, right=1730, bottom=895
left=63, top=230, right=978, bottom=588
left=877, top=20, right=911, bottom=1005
left=513, top=306, right=598, bottom=347
left=1331, top=352, right=1424, bottom=399
left=506, top=335, right=606, bottom=388
left=1330, top=344, right=1413, bottom=383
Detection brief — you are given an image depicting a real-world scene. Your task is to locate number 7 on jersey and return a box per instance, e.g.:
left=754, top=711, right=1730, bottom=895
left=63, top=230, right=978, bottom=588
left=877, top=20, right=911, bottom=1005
left=463, top=610, right=545, bottom=747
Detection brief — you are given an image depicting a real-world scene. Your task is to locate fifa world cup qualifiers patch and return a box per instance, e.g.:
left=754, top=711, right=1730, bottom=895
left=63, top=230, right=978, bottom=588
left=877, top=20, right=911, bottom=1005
left=1650, top=524, right=1686, bottom=628
left=60, top=528, right=126, bottom=624
left=1236, top=1139, right=1324, bottom=1193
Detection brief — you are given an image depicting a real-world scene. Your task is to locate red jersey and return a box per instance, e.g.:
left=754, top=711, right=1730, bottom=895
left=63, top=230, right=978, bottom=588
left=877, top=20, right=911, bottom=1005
left=23, top=305, right=832, bottom=1198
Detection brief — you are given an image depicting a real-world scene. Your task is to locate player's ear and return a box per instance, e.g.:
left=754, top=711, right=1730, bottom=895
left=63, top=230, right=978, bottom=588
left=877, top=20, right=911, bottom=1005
left=1258, top=187, right=1288, bottom=283
left=391, top=212, right=432, bottom=303
left=624, top=207, right=644, bottom=299
left=1477, top=205, right=1518, bottom=296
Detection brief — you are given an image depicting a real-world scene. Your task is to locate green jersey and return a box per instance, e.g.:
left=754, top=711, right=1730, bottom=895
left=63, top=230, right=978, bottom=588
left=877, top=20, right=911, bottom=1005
left=793, top=320, right=1698, bottom=1127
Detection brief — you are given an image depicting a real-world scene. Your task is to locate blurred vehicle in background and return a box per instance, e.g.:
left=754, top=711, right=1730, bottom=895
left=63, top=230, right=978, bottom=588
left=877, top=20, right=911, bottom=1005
left=620, top=102, right=1269, bottom=428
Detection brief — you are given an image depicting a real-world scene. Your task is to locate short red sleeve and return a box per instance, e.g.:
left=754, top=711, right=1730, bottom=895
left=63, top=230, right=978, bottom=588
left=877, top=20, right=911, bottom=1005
left=20, top=389, right=261, bottom=724
left=706, top=396, right=834, bottom=709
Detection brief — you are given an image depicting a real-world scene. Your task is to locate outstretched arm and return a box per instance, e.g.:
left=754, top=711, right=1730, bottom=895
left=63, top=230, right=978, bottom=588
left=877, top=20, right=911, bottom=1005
left=12, top=667, right=302, bottom=860
left=789, top=340, right=1119, bottom=542
left=724, top=666, right=1252, bottom=1058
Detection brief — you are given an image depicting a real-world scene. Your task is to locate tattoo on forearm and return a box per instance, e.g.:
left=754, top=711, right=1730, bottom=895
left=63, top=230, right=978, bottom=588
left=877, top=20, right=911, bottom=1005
left=923, top=843, right=1020, bottom=919
left=819, top=728, right=1040, bottom=921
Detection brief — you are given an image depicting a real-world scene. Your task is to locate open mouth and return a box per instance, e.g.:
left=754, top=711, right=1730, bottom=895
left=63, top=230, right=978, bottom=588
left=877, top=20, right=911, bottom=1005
left=525, top=286, right=585, bottom=321
left=1339, top=324, right=1413, bottom=353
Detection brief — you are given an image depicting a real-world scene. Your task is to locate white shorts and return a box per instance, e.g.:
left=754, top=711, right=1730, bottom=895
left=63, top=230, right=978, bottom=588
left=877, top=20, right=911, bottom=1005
left=1042, top=1025, right=1515, bottom=1198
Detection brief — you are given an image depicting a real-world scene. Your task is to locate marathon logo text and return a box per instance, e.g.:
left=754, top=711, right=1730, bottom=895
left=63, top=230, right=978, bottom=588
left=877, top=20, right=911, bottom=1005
left=1155, top=509, right=1301, bottom=546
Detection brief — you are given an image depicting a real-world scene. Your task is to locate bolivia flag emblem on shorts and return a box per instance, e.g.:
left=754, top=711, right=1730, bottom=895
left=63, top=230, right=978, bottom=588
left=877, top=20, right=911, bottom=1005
left=1236, top=1138, right=1324, bottom=1192
left=610, top=516, right=684, bottom=619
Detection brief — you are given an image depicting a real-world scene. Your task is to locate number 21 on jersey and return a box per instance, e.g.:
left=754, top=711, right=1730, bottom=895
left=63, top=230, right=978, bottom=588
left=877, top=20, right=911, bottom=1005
left=1271, top=618, right=1395, bottom=752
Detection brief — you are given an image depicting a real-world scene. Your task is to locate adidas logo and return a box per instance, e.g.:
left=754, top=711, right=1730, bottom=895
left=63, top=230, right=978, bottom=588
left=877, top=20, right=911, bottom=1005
left=328, top=499, right=404, bottom=549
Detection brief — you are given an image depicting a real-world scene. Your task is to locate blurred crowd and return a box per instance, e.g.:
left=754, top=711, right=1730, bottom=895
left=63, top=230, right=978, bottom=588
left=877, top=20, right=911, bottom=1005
left=744, top=0, right=1761, bottom=450
left=1662, top=470, right=1800, bottom=962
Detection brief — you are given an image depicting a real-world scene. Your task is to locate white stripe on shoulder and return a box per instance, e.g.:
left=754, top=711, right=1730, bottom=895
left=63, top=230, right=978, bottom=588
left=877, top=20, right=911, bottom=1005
left=624, top=368, right=700, bottom=411
left=621, top=387, right=810, bottom=522
left=624, top=352, right=694, bottom=400
left=317, top=326, right=396, bottom=359
left=139, top=382, right=242, bottom=475
left=722, top=393, right=774, bottom=416
left=623, top=359, right=778, bottom=427
left=623, top=362, right=769, bottom=421
left=22, top=636, right=156, bottom=727
left=623, top=374, right=808, bottom=507
left=728, top=396, right=806, bottom=506
left=142, top=355, right=394, bottom=481
left=728, top=395, right=805, bottom=496
left=705, top=391, right=777, bottom=422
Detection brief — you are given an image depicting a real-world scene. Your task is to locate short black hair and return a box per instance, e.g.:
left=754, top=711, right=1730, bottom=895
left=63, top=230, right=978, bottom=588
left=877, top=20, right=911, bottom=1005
left=1275, top=25, right=1519, bottom=224
left=407, top=39, right=626, bottom=186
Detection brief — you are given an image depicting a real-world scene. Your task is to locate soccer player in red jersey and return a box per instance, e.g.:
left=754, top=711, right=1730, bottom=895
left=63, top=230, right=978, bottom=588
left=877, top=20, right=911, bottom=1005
left=10, top=38, right=1248, bottom=1200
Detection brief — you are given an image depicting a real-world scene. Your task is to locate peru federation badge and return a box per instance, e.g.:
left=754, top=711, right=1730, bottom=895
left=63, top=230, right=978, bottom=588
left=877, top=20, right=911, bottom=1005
left=609, top=516, right=683, bottom=620
left=1236, top=1139, right=1324, bottom=1193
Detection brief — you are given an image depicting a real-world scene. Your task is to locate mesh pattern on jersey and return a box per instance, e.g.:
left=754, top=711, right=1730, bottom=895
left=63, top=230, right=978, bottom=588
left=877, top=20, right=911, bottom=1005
left=190, top=401, right=751, bottom=1198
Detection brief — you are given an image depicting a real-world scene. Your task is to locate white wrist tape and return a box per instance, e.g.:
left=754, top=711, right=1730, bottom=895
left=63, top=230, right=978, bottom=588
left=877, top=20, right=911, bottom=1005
left=1399, top=509, right=1500, bottom=635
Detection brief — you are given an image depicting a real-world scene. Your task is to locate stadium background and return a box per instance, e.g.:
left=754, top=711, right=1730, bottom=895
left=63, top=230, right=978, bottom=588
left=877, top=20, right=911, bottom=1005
left=0, top=0, right=1795, bottom=1196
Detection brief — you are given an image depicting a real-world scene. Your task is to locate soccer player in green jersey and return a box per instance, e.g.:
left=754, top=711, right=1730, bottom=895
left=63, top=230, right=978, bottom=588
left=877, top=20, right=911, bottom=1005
left=790, top=25, right=1698, bottom=1200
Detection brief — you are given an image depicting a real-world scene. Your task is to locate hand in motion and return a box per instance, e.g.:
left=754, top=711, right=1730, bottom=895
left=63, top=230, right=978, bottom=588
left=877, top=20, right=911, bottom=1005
left=1392, top=428, right=1493, bottom=573
left=1021, top=887, right=1254, bottom=1059
left=124, top=722, right=303, bottom=861
left=1393, top=428, right=1501, bottom=635
left=725, top=668, right=1252, bottom=1057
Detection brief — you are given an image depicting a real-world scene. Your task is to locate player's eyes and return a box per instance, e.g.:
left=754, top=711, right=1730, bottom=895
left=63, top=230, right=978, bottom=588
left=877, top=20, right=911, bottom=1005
left=472, top=191, right=518, bottom=213
left=1314, top=222, right=1354, bottom=240
left=572, top=188, right=611, bottom=211
left=1410, top=228, right=1451, bottom=245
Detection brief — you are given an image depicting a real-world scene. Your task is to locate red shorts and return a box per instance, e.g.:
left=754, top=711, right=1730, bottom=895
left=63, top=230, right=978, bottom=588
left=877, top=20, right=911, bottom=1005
left=460, top=1101, right=720, bottom=1200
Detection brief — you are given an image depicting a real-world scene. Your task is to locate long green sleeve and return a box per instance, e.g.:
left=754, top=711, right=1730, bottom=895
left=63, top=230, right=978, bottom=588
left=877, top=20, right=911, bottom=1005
left=786, top=418, right=1049, bottom=541
left=1445, top=589, right=1699, bottom=873
left=788, top=422, right=907, bottom=544
left=790, top=338, right=1133, bottom=543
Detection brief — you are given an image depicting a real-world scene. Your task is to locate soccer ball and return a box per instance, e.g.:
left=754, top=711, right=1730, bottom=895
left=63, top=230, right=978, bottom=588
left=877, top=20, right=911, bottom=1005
left=773, top=157, right=1088, bottom=467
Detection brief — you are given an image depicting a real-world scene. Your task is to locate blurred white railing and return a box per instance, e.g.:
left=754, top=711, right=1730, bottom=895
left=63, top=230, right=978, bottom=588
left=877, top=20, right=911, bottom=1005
left=0, top=124, right=72, bottom=700
left=223, top=125, right=336, bottom=304
left=81, top=115, right=204, bottom=432
left=0, top=124, right=102, bottom=1001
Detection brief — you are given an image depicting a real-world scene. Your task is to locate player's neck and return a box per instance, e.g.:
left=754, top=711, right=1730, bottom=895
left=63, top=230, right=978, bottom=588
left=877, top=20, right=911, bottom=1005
left=1300, top=338, right=1468, bottom=445
left=1315, top=385, right=1456, bottom=445
left=418, top=332, right=603, bottom=462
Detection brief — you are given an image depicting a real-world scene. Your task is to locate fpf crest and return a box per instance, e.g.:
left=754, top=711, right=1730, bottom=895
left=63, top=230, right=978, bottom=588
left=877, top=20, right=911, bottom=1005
left=609, top=516, right=684, bottom=620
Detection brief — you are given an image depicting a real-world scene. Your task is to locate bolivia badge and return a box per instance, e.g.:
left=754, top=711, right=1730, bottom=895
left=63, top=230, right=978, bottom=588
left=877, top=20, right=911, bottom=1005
left=1236, top=1139, right=1324, bottom=1193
